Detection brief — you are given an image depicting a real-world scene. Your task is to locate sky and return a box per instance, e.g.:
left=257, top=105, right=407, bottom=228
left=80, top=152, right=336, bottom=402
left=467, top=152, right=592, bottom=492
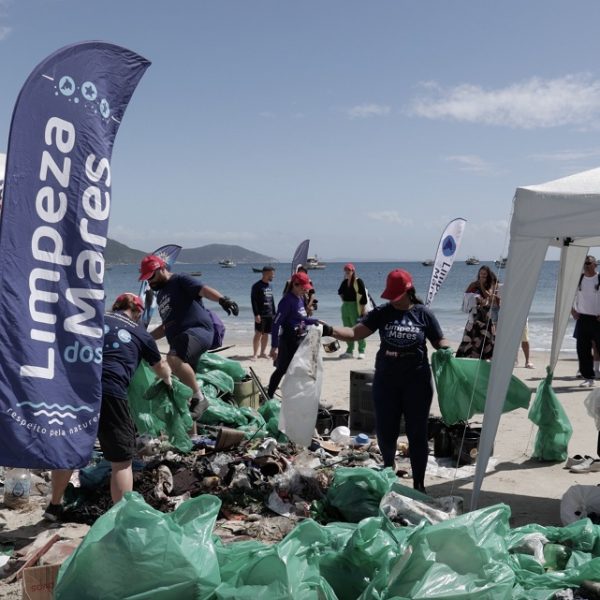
left=2, top=1, right=600, bottom=262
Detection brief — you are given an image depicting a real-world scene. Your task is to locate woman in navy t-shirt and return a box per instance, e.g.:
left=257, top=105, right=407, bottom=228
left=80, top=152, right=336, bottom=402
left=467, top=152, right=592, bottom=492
left=321, top=269, right=450, bottom=493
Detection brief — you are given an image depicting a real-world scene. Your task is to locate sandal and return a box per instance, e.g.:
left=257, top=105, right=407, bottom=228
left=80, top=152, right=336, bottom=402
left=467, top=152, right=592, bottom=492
left=525, top=362, right=534, bottom=369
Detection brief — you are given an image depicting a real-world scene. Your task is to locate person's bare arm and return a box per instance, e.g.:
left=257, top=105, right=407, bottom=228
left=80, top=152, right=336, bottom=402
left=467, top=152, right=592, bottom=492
left=150, top=324, right=166, bottom=340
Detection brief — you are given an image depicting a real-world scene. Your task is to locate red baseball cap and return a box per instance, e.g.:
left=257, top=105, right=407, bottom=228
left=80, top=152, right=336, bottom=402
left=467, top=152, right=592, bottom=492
left=344, top=263, right=355, bottom=272
left=291, top=271, right=312, bottom=290
left=139, top=254, right=166, bottom=281
left=381, top=269, right=413, bottom=302
left=115, top=292, right=144, bottom=312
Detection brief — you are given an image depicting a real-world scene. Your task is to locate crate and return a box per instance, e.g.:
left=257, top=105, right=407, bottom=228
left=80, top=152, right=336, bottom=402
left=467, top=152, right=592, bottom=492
left=349, top=370, right=405, bottom=435
left=349, top=370, right=376, bottom=434
left=233, top=379, right=260, bottom=409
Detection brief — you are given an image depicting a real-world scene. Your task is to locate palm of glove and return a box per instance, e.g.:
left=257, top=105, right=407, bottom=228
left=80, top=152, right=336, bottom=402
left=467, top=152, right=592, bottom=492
left=219, top=296, right=239, bottom=316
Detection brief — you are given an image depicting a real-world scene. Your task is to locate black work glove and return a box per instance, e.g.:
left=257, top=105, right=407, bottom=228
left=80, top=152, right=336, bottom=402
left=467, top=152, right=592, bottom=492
left=322, top=323, right=333, bottom=337
left=219, top=296, right=239, bottom=316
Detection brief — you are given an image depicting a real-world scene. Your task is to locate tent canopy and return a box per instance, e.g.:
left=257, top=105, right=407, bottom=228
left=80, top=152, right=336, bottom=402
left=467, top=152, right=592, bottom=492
left=472, top=167, right=600, bottom=509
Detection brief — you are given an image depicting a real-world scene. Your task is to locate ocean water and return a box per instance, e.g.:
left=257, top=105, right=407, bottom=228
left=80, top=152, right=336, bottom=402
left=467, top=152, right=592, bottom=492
left=104, top=261, right=571, bottom=353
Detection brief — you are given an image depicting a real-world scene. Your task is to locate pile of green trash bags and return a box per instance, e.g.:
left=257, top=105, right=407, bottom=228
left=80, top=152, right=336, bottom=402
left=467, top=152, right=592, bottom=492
left=54, top=488, right=600, bottom=599
left=127, top=354, right=281, bottom=449
left=431, top=348, right=532, bottom=424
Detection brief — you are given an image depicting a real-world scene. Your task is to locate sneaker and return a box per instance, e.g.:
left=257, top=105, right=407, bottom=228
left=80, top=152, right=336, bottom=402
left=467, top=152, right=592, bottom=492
left=525, top=362, right=534, bottom=369
left=566, top=454, right=593, bottom=469
left=190, top=396, right=209, bottom=420
left=579, top=379, right=595, bottom=388
left=43, top=503, right=63, bottom=522
left=357, top=353, right=366, bottom=360
left=339, top=352, right=353, bottom=359
left=571, top=458, right=600, bottom=473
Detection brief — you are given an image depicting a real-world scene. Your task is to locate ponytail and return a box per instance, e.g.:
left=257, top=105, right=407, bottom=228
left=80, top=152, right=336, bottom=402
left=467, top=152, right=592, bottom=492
left=407, top=288, right=423, bottom=305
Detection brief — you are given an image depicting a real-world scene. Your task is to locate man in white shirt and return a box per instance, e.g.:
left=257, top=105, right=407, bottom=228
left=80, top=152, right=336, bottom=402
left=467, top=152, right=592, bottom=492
left=572, top=255, right=600, bottom=387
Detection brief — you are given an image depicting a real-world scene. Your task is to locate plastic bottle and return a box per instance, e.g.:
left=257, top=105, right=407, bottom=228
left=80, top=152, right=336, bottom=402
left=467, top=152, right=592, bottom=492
left=3, top=468, right=31, bottom=509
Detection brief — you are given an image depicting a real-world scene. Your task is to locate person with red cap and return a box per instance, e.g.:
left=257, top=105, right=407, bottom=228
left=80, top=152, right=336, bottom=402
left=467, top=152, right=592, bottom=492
left=268, top=271, right=320, bottom=398
left=320, top=268, right=450, bottom=494
left=337, top=263, right=368, bottom=359
left=138, top=254, right=239, bottom=421
left=44, top=293, right=172, bottom=521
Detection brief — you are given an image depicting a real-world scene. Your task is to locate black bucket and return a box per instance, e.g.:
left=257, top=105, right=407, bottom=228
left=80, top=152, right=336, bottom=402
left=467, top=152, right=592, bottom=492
left=451, top=426, right=486, bottom=466
left=329, top=409, right=349, bottom=430
left=316, top=409, right=333, bottom=435
left=433, top=427, right=453, bottom=458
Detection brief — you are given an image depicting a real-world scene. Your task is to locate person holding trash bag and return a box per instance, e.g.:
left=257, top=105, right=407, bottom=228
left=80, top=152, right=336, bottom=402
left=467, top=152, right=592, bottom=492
left=44, top=293, right=172, bottom=521
left=268, top=271, right=320, bottom=398
left=320, top=268, right=450, bottom=493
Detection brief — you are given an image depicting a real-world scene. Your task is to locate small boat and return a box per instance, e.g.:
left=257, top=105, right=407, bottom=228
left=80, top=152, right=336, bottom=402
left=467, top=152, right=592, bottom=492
left=252, top=267, right=263, bottom=273
left=495, top=257, right=507, bottom=268
left=465, top=256, right=480, bottom=265
left=189, top=271, right=203, bottom=276
left=304, top=256, right=326, bottom=270
left=220, top=259, right=236, bottom=268
left=422, top=259, right=434, bottom=266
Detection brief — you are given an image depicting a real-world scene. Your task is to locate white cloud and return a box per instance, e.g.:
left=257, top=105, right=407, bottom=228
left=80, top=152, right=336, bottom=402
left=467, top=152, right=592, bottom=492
left=367, top=211, right=414, bottom=226
left=469, top=219, right=510, bottom=236
left=0, top=25, right=10, bottom=40
left=445, top=154, right=494, bottom=173
left=530, top=148, right=600, bottom=162
left=259, top=111, right=276, bottom=119
left=345, top=103, right=391, bottom=120
left=409, top=74, right=600, bottom=129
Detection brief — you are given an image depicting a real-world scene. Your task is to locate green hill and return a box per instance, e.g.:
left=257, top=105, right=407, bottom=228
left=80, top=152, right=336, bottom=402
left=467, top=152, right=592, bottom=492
left=105, top=239, right=277, bottom=265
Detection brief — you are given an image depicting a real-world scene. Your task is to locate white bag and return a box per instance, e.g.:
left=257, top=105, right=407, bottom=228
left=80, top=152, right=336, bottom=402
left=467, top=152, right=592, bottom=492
left=279, top=326, right=323, bottom=447
left=584, top=388, right=600, bottom=430
left=560, top=484, right=600, bottom=525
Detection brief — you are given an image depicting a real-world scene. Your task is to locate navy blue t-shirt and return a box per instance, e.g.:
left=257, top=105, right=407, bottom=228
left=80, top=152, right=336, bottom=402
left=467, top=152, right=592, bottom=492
left=251, top=280, right=275, bottom=317
left=156, top=273, right=214, bottom=344
left=102, top=311, right=162, bottom=399
left=362, top=303, right=444, bottom=372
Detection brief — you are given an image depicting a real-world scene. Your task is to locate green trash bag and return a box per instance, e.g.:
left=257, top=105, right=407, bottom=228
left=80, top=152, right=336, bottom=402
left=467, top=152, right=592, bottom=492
left=200, top=395, right=252, bottom=427
left=197, top=370, right=235, bottom=395
left=128, top=362, right=193, bottom=453
left=197, top=353, right=246, bottom=381
left=54, top=493, right=221, bottom=599
left=431, top=348, right=532, bottom=424
left=365, top=503, right=515, bottom=600
left=528, top=368, right=573, bottom=462
left=315, top=467, right=398, bottom=523
left=258, top=399, right=288, bottom=442
left=319, top=517, right=409, bottom=599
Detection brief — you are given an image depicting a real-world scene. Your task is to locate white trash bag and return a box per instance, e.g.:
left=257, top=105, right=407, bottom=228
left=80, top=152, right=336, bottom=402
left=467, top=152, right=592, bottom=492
left=560, top=484, right=600, bottom=525
left=279, top=326, right=323, bottom=447
left=584, top=388, right=600, bottom=430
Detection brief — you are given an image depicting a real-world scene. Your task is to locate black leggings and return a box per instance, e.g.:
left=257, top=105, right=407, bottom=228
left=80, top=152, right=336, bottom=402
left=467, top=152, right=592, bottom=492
left=372, top=367, right=433, bottom=488
left=267, top=335, right=303, bottom=398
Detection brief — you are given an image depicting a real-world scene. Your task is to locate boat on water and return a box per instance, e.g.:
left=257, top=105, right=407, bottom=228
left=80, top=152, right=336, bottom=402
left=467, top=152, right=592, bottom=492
left=304, top=256, right=326, bottom=270
left=465, top=256, right=480, bottom=265
left=422, top=259, right=434, bottom=266
left=189, top=271, right=203, bottom=276
left=219, top=259, right=236, bottom=268
left=252, top=267, right=263, bottom=273
left=495, top=257, right=507, bottom=268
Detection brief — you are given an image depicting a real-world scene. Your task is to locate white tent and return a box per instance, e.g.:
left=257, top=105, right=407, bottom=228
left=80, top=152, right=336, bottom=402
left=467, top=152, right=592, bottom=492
left=471, top=166, right=600, bottom=509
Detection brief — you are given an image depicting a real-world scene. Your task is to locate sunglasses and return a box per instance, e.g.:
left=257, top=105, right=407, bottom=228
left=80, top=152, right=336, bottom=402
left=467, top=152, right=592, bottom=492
left=585, top=261, right=596, bottom=266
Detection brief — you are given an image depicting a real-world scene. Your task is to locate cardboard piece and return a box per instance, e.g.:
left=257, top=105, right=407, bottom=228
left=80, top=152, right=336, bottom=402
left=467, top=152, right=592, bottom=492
left=21, top=564, right=60, bottom=600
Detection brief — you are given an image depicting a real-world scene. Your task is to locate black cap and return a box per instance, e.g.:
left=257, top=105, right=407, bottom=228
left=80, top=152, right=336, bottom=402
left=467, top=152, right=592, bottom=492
left=262, top=265, right=275, bottom=272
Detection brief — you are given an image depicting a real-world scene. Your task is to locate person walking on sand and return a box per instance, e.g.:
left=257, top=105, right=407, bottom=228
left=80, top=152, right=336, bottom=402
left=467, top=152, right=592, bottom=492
left=320, top=269, right=450, bottom=493
left=268, top=271, right=320, bottom=398
left=337, top=263, right=368, bottom=359
left=44, top=293, right=172, bottom=521
left=251, top=266, right=276, bottom=360
left=572, top=255, right=600, bottom=388
left=138, top=254, right=239, bottom=419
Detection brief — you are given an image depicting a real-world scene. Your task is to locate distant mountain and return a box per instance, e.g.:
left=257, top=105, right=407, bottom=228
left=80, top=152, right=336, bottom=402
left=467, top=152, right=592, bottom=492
left=104, top=239, right=277, bottom=265
left=105, top=239, right=146, bottom=264
left=178, top=244, right=277, bottom=264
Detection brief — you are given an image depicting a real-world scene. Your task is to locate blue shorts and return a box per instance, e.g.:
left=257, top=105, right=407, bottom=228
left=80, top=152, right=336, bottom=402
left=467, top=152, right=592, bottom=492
left=169, top=331, right=210, bottom=368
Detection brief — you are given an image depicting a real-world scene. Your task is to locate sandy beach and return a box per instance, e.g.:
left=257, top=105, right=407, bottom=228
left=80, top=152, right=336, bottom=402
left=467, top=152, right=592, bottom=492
left=1, top=337, right=598, bottom=598
left=222, top=339, right=598, bottom=528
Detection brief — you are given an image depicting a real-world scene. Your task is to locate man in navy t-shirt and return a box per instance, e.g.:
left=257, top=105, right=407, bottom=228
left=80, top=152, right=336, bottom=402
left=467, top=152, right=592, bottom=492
left=138, top=254, right=239, bottom=420
left=251, top=265, right=275, bottom=360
